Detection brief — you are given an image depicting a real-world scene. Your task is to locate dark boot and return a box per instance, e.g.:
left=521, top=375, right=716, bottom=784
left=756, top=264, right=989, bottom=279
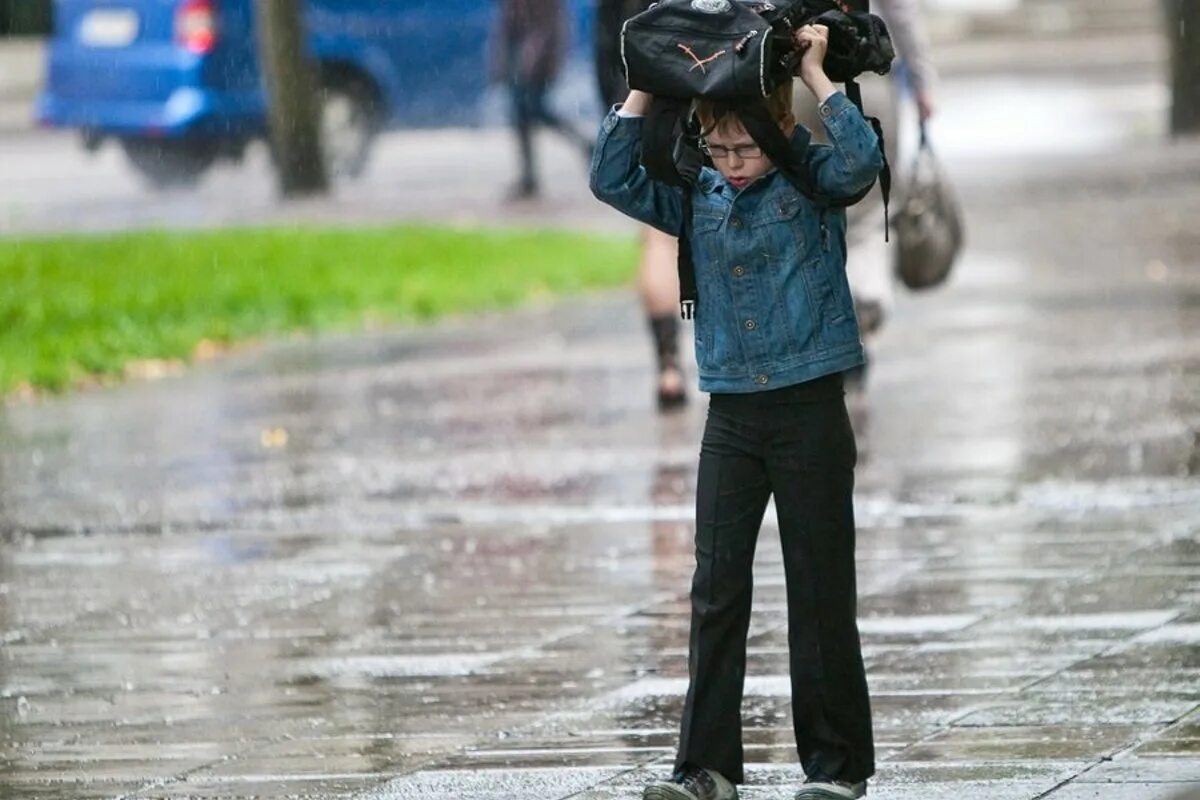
left=649, top=314, right=686, bottom=411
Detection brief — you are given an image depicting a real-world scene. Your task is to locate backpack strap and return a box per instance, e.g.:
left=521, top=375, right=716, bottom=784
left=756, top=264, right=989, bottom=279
left=735, top=101, right=826, bottom=204
left=639, top=97, right=702, bottom=319
left=640, top=96, right=701, bottom=187
left=677, top=199, right=697, bottom=320
left=734, top=99, right=877, bottom=212
left=844, top=77, right=892, bottom=241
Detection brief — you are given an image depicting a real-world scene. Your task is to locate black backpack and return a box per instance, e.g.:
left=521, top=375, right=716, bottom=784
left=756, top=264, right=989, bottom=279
left=621, top=0, right=895, bottom=319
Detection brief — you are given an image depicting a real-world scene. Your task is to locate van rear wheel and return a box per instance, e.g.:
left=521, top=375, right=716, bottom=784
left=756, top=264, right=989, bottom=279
left=121, top=138, right=218, bottom=190
left=319, top=79, right=379, bottom=180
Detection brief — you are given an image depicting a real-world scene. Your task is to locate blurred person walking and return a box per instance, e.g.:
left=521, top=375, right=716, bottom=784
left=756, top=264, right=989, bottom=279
left=596, top=0, right=689, bottom=412
left=491, top=0, right=594, bottom=199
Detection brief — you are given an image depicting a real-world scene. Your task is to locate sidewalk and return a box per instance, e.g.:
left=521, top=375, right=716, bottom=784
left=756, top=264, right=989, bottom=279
left=2, top=11, right=1199, bottom=800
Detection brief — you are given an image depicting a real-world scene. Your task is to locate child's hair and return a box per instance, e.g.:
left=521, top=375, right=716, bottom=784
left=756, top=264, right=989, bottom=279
left=694, top=79, right=794, bottom=136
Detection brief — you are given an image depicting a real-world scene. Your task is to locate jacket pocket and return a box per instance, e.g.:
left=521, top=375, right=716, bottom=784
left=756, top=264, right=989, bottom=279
left=802, top=256, right=848, bottom=325
left=800, top=253, right=862, bottom=351
left=689, top=209, right=722, bottom=264
left=690, top=212, right=740, bottom=372
left=751, top=191, right=804, bottom=230
left=757, top=194, right=821, bottom=356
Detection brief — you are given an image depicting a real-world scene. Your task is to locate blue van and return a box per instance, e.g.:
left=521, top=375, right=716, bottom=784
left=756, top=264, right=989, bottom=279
left=37, top=0, right=596, bottom=187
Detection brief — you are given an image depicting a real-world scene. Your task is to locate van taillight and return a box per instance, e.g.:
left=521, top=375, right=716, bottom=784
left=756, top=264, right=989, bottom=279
left=176, top=0, right=217, bottom=54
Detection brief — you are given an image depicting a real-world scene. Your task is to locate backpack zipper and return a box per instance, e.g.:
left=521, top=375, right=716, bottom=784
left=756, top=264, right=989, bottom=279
left=734, top=30, right=758, bottom=55
left=629, top=23, right=765, bottom=40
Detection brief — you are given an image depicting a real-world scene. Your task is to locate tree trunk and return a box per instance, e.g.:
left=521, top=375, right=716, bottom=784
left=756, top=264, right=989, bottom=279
left=1168, top=0, right=1200, bottom=135
left=0, top=0, right=53, bottom=35
left=255, top=0, right=328, bottom=195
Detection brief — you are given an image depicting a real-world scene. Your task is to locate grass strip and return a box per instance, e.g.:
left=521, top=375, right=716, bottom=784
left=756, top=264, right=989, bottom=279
left=0, top=225, right=638, bottom=393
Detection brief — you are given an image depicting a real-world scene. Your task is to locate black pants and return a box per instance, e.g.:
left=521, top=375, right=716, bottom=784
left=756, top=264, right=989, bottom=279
left=674, top=373, right=875, bottom=785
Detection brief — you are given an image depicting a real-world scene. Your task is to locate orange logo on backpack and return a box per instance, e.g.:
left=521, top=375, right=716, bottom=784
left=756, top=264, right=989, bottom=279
left=678, top=43, right=728, bottom=74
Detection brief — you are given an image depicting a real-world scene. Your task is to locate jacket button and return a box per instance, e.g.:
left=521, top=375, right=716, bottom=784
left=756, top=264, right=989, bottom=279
left=730, top=217, right=742, bottom=229
left=756, top=374, right=769, bottom=385
left=733, top=265, right=745, bottom=277
left=744, top=319, right=756, bottom=330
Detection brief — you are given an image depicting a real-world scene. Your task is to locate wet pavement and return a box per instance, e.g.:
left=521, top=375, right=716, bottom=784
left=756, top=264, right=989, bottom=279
left=3, top=27, right=1200, bottom=800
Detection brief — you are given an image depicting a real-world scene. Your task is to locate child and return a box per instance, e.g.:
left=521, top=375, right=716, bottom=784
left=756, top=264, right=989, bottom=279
left=589, top=24, right=882, bottom=800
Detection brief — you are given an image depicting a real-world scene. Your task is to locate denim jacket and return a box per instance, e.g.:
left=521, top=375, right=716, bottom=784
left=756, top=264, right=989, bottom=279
left=589, top=92, right=883, bottom=394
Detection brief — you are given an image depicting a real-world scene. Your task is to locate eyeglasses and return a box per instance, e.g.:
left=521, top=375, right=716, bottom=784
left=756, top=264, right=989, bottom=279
left=699, top=141, right=764, bottom=160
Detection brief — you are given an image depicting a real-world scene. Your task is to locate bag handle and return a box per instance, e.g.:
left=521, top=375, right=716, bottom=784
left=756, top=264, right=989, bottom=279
left=910, top=119, right=937, bottom=175
left=918, top=119, right=935, bottom=152
left=846, top=77, right=891, bottom=241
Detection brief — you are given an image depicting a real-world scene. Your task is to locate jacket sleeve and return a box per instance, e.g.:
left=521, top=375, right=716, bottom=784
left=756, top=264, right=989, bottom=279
left=805, top=92, right=884, bottom=199
left=589, top=109, right=686, bottom=236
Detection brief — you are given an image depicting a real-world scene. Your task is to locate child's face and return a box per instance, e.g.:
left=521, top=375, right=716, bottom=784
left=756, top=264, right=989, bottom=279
left=704, top=116, right=795, bottom=191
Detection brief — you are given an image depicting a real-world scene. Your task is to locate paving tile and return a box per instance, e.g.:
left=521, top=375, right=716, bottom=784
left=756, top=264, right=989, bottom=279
left=359, top=766, right=625, bottom=800
left=892, top=724, right=1143, bottom=762
left=1073, top=756, right=1200, bottom=784
left=1042, top=784, right=1200, bottom=800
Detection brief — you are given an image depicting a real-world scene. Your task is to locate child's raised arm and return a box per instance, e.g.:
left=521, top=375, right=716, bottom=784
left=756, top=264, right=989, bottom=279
left=589, top=91, right=686, bottom=236
left=793, top=27, right=883, bottom=198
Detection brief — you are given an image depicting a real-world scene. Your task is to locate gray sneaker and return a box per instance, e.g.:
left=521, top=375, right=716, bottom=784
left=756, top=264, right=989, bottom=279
left=643, top=766, right=738, bottom=800
left=794, top=777, right=867, bottom=799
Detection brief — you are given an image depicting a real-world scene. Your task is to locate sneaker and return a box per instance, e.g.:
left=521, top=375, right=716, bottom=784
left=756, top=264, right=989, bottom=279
left=643, top=766, right=738, bottom=800
left=794, top=777, right=867, bottom=799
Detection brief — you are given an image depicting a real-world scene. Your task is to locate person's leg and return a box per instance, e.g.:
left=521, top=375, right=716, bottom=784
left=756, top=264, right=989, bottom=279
left=765, top=389, right=874, bottom=786
left=530, top=85, right=595, bottom=157
left=639, top=226, right=686, bottom=409
left=509, top=81, right=538, bottom=197
left=673, top=396, right=771, bottom=785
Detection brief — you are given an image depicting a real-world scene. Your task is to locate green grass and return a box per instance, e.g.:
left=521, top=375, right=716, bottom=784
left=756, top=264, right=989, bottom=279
left=0, top=225, right=638, bottom=394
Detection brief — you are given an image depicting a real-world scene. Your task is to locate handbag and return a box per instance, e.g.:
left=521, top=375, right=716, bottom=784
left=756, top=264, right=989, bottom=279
left=893, top=122, right=964, bottom=291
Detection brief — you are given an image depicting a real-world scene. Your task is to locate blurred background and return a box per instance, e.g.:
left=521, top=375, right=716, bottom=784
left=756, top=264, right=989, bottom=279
left=1, top=2, right=1199, bottom=799
left=0, top=0, right=1185, bottom=231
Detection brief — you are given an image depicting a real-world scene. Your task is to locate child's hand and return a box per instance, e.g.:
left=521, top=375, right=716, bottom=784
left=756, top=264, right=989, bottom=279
left=793, top=24, right=829, bottom=77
